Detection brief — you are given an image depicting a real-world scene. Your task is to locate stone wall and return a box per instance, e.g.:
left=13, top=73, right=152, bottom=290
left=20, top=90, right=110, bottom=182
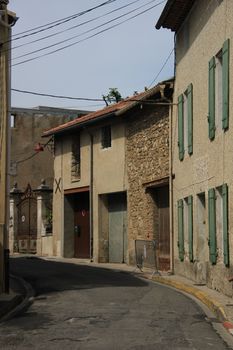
left=126, top=105, right=169, bottom=263
left=10, top=107, right=88, bottom=190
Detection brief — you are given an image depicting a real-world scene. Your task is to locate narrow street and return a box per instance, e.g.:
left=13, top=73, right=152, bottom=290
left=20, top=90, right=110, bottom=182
left=0, top=257, right=231, bottom=350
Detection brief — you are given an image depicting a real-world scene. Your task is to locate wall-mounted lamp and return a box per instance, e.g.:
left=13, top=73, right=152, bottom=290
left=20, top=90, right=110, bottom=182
left=34, top=143, right=44, bottom=152
left=34, top=137, right=54, bottom=153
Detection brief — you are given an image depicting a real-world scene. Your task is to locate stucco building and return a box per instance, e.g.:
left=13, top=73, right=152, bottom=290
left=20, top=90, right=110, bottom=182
left=157, top=0, right=233, bottom=296
left=43, top=81, right=173, bottom=266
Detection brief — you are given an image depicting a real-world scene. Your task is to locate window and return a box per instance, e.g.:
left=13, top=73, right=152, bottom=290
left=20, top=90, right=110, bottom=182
left=177, top=196, right=193, bottom=262
left=10, top=114, right=15, bottom=128
left=71, top=133, right=80, bottom=181
left=208, top=39, right=229, bottom=140
left=208, top=184, right=229, bottom=266
left=196, top=193, right=206, bottom=262
left=178, top=83, right=193, bottom=160
left=101, top=125, right=111, bottom=149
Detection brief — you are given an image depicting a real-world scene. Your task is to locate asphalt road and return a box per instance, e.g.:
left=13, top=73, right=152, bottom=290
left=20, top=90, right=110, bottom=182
left=0, top=257, right=231, bottom=350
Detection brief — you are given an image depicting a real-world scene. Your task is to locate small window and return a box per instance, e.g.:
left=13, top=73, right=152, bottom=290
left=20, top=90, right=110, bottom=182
left=101, top=125, right=111, bottom=149
left=71, top=133, right=80, bottom=181
left=10, top=115, right=15, bottom=128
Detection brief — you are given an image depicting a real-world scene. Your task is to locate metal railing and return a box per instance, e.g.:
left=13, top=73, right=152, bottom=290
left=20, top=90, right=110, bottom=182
left=135, top=239, right=159, bottom=275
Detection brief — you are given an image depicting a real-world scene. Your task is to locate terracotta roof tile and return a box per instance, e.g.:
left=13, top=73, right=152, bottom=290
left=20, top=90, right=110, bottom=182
left=43, top=81, right=173, bottom=137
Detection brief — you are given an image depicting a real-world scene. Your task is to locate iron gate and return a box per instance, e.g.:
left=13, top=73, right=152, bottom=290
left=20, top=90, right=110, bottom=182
left=17, top=184, right=37, bottom=253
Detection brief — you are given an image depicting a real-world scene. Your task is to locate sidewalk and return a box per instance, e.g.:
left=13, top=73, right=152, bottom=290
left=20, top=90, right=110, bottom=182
left=0, top=274, right=34, bottom=323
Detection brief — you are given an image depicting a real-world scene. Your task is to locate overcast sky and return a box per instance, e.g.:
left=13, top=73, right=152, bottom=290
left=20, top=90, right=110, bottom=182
left=9, top=0, right=173, bottom=111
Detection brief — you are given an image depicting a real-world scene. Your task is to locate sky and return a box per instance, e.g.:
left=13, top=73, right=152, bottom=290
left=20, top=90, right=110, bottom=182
left=9, top=0, right=174, bottom=111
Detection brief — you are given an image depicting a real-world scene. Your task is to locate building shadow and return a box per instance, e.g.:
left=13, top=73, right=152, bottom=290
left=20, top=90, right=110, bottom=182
left=10, top=256, right=147, bottom=296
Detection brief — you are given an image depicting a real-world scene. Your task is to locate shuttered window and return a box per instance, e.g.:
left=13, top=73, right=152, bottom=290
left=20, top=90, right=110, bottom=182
left=208, top=57, right=216, bottom=140
left=208, top=39, right=230, bottom=138
left=177, top=199, right=184, bottom=261
left=208, top=188, right=217, bottom=264
left=188, top=195, right=193, bottom=262
left=178, top=83, right=193, bottom=160
left=178, top=95, right=184, bottom=161
left=187, top=84, right=193, bottom=155
left=222, top=39, right=230, bottom=130
left=222, top=184, right=229, bottom=266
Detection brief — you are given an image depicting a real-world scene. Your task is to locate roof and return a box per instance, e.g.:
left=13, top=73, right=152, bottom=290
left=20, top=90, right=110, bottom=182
left=43, top=79, right=174, bottom=137
left=156, top=0, right=195, bottom=32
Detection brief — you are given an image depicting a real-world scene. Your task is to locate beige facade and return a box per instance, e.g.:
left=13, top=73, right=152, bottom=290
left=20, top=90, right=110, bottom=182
left=52, top=121, right=127, bottom=261
left=158, top=0, right=233, bottom=296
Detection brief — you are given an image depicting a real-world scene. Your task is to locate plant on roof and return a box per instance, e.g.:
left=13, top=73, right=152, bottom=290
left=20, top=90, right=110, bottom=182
left=102, top=88, right=122, bottom=106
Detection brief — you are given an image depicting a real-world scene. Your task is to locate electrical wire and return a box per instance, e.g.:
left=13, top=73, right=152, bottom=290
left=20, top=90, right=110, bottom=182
left=10, top=0, right=119, bottom=41
left=12, top=0, right=166, bottom=67
left=12, top=0, right=159, bottom=61
left=11, top=88, right=104, bottom=102
left=148, top=48, right=174, bottom=87
left=12, top=89, right=174, bottom=105
left=11, top=0, right=142, bottom=52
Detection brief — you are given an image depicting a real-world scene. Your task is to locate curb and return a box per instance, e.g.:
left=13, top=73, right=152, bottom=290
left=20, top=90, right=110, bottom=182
left=0, top=275, right=35, bottom=323
left=151, top=276, right=226, bottom=321
left=149, top=275, right=233, bottom=336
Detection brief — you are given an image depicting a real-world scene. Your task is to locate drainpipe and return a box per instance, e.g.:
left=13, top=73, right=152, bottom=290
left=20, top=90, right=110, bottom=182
left=170, top=35, right=177, bottom=274
left=169, top=103, right=174, bottom=274
left=89, top=133, right=94, bottom=261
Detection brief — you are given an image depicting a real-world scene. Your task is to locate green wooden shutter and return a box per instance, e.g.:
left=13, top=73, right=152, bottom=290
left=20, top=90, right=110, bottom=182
left=178, top=94, right=184, bottom=161
left=222, top=184, right=229, bottom=266
left=187, top=84, right=193, bottom=155
left=188, top=195, right=193, bottom=262
left=208, top=57, right=215, bottom=140
left=208, top=188, right=217, bottom=264
left=177, top=199, right=184, bottom=261
left=222, top=39, right=230, bottom=130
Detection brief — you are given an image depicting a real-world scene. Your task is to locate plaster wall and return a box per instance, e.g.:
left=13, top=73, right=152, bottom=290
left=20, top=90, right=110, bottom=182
left=52, top=121, right=127, bottom=261
left=172, top=0, right=233, bottom=295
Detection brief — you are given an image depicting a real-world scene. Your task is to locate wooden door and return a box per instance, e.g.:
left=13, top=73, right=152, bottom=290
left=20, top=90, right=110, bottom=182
left=74, top=193, right=90, bottom=258
left=156, top=186, right=170, bottom=270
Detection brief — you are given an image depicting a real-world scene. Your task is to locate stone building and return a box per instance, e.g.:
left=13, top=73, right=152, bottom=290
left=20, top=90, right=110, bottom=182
left=43, top=80, right=173, bottom=266
left=126, top=84, right=173, bottom=269
left=10, top=106, right=89, bottom=190
left=9, top=106, right=89, bottom=256
left=157, top=0, right=233, bottom=296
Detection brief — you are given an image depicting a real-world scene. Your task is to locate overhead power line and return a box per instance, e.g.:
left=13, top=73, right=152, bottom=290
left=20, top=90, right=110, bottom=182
left=10, top=0, right=119, bottom=41
left=148, top=48, right=174, bottom=87
left=12, top=0, right=166, bottom=67
left=12, top=0, right=159, bottom=61
left=11, top=88, right=104, bottom=102
left=11, top=0, right=142, bottom=52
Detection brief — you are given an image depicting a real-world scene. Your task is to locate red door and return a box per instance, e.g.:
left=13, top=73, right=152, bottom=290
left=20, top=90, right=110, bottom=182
left=157, top=186, right=170, bottom=271
left=74, top=192, right=90, bottom=258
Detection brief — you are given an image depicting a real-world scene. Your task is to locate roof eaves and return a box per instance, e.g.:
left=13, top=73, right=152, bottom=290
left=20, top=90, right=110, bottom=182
left=156, top=0, right=195, bottom=32
left=42, top=110, right=116, bottom=137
